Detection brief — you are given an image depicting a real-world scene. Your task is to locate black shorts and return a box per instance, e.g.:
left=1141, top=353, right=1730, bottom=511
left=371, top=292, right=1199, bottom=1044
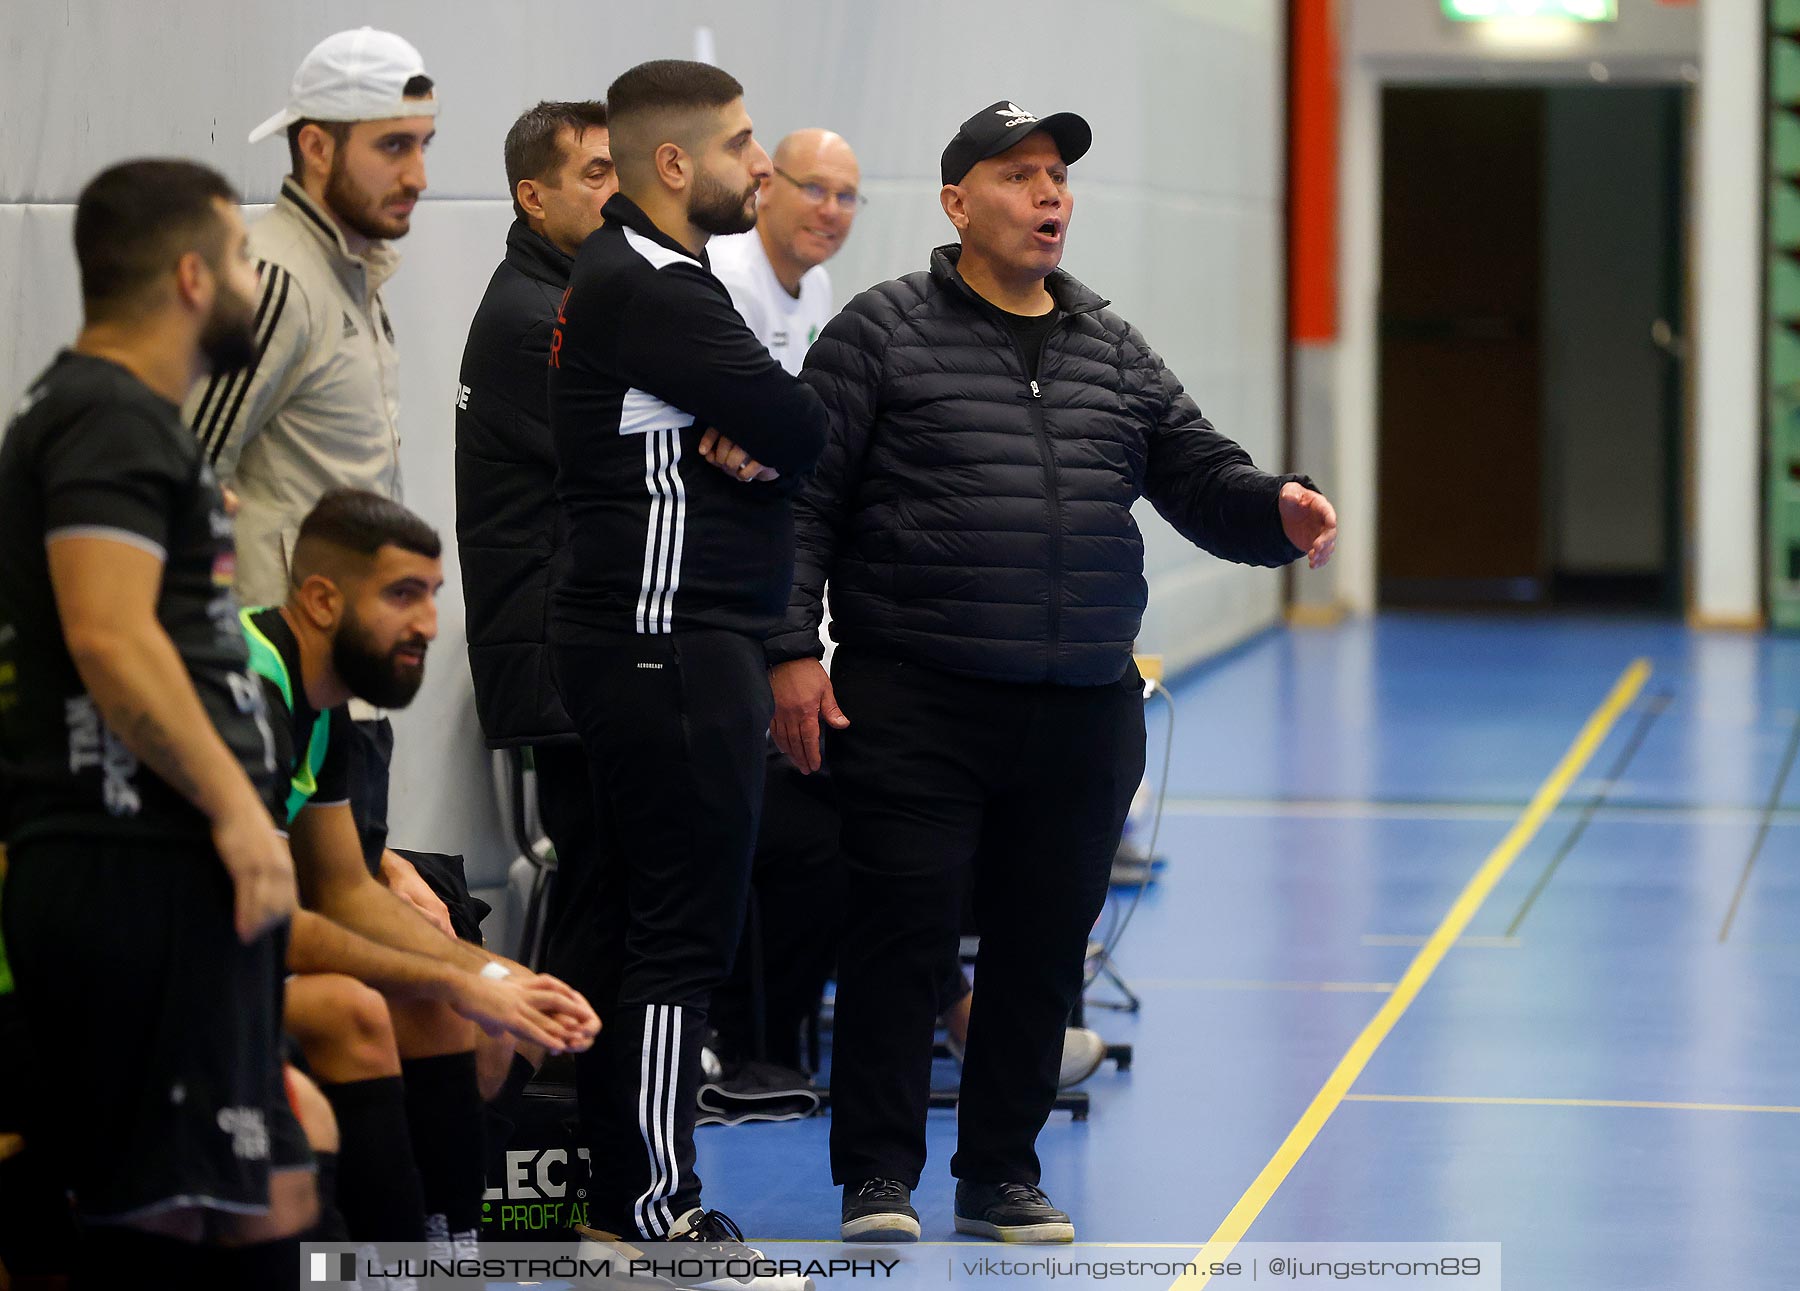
left=0, top=984, right=78, bottom=1274
left=1, top=834, right=311, bottom=1224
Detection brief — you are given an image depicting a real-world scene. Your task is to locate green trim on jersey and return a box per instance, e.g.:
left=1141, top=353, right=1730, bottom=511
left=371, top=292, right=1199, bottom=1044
left=0, top=852, right=11, bottom=996
left=240, top=606, right=329, bottom=824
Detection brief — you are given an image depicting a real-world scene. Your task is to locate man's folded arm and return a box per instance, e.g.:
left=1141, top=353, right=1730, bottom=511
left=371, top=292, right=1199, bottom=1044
left=617, top=270, right=829, bottom=476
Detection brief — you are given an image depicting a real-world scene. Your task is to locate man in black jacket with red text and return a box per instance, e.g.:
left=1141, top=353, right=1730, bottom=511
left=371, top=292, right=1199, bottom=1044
left=455, top=99, right=614, bottom=988
left=546, top=59, right=827, bottom=1254
left=768, top=101, right=1339, bottom=1245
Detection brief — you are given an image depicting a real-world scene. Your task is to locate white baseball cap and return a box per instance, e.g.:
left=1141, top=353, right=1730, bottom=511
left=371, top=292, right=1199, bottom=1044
left=248, top=27, right=437, bottom=144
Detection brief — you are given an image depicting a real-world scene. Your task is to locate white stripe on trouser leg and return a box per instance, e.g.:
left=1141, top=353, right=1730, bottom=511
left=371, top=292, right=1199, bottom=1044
left=633, top=1005, right=666, bottom=1236
left=655, top=432, right=687, bottom=633
left=634, top=435, right=666, bottom=634
left=658, top=1005, right=683, bottom=1232
left=630, top=1004, right=686, bottom=1237
left=651, top=1004, right=676, bottom=1233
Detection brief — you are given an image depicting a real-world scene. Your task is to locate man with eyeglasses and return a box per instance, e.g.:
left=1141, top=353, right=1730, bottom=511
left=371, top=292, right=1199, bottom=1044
left=702, top=129, right=860, bottom=1084
left=708, top=129, right=861, bottom=375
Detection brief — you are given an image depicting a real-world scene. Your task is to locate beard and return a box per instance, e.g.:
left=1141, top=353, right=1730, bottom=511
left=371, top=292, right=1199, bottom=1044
left=690, top=168, right=759, bottom=236
left=332, top=608, right=427, bottom=709
left=199, top=277, right=258, bottom=374
left=325, top=152, right=414, bottom=241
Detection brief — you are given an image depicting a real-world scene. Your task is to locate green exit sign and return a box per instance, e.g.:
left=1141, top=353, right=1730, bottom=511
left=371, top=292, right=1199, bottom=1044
left=1443, top=0, right=1617, bottom=19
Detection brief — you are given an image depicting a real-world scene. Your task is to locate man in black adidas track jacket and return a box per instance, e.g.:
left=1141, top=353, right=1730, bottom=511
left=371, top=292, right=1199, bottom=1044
left=544, top=60, right=827, bottom=1245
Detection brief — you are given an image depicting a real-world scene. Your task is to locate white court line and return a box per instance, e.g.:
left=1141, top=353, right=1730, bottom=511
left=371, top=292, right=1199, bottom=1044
left=1163, top=796, right=1793, bottom=826
left=1130, top=978, right=1395, bottom=993
left=1346, top=1093, right=1800, bottom=1116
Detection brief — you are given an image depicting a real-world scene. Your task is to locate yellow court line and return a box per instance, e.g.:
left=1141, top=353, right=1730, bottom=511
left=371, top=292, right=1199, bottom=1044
left=1171, top=657, right=1651, bottom=1291
left=1362, top=933, right=1520, bottom=949
left=1344, top=1093, right=1800, bottom=1115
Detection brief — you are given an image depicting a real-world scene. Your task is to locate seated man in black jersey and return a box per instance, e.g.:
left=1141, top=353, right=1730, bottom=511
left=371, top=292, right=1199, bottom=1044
left=0, top=158, right=314, bottom=1289
left=251, top=488, right=600, bottom=1251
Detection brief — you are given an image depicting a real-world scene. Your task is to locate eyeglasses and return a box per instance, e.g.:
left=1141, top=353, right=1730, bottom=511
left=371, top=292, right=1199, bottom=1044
left=773, top=167, right=866, bottom=210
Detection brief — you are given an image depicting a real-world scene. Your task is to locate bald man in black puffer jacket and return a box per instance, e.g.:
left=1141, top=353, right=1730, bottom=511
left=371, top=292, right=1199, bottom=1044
left=768, top=100, right=1338, bottom=1245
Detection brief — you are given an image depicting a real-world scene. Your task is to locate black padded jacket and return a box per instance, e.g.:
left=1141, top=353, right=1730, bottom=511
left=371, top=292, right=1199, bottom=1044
left=455, top=220, right=574, bottom=747
left=766, top=244, right=1308, bottom=686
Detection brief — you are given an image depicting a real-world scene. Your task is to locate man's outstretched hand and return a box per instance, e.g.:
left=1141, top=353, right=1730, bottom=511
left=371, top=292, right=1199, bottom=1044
left=1279, top=481, right=1337, bottom=570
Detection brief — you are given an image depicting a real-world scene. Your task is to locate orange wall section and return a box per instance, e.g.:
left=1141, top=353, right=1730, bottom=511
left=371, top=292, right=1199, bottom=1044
left=1290, top=0, right=1339, bottom=343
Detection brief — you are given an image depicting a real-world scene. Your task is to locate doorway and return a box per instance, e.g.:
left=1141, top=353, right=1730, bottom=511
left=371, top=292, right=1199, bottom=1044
left=1376, top=85, right=1688, bottom=611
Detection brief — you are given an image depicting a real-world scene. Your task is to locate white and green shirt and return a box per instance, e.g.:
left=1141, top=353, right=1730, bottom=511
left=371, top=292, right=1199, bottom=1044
left=707, top=229, right=834, bottom=377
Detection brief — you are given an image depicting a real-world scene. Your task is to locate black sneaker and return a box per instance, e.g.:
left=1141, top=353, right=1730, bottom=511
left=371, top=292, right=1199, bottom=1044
left=953, top=1181, right=1075, bottom=1243
left=840, top=1178, right=921, bottom=1243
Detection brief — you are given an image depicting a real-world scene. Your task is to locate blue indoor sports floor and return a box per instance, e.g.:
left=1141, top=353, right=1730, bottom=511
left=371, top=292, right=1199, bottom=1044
left=696, top=613, right=1800, bottom=1290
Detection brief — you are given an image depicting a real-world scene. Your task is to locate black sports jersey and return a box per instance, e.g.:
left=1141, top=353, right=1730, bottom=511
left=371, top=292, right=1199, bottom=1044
left=547, top=194, right=829, bottom=643
left=242, top=606, right=349, bottom=825
left=0, top=351, right=277, bottom=844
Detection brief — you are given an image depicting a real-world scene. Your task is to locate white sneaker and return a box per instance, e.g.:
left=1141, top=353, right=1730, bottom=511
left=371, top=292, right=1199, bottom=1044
left=947, top=1026, right=1107, bottom=1088
left=575, top=1213, right=811, bottom=1291
left=663, top=1208, right=813, bottom=1291
left=1058, top=1027, right=1106, bottom=1088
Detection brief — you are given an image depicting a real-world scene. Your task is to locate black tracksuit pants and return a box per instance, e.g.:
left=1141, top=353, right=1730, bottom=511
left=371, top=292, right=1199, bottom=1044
left=536, top=740, right=606, bottom=981
left=551, top=628, right=771, bottom=1238
left=824, top=648, right=1145, bottom=1189
left=709, top=749, right=856, bottom=1070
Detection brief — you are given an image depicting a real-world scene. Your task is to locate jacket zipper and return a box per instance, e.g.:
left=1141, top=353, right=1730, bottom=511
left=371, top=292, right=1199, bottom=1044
left=1006, top=326, right=1066, bottom=677
left=365, top=282, right=402, bottom=489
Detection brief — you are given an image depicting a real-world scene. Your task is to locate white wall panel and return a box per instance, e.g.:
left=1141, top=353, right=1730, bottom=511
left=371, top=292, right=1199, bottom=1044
left=1, top=0, right=1287, bottom=888
left=376, top=200, right=511, bottom=875
left=1693, top=0, right=1762, bottom=623
left=0, top=205, right=80, bottom=409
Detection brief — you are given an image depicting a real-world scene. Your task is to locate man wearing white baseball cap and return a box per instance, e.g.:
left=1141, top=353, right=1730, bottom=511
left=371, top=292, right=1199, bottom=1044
left=245, top=26, right=439, bottom=147
left=187, top=26, right=436, bottom=611
left=181, top=23, right=486, bottom=1262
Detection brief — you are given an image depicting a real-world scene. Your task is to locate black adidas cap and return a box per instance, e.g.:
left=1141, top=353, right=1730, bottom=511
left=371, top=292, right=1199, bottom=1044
left=940, top=100, right=1092, bottom=185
